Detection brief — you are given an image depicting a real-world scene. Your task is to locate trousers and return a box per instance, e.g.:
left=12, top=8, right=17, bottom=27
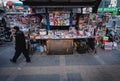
left=12, top=49, right=30, bottom=62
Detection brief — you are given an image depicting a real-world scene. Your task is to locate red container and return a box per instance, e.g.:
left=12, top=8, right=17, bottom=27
left=102, top=40, right=108, bottom=44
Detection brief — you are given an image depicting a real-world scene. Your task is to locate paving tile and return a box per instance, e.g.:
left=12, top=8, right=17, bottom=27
left=97, top=51, right=120, bottom=65
left=0, top=42, right=120, bottom=81
left=65, top=54, right=100, bottom=65
left=0, top=46, right=18, bottom=67
left=0, top=75, right=9, bottom=81
left=98, top=71, right=114, bottom=81
left=25, top=55, right=60, bottom=66
left=14, top=74, right=60, bottom=81
left=67, top=73, right=83, bottom=81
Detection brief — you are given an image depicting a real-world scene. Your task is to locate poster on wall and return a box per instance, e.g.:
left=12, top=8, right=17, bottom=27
left=82, top=7, right=92, bottom=14
left=35, top=8, right=46, bottom=13
left=49, top=10, right=70, bottom=26
left=72, top=8, right=81, bottom=13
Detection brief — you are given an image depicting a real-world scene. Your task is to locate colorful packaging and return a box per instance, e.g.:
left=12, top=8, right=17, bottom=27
left=104, top=42, right=113, bottom=50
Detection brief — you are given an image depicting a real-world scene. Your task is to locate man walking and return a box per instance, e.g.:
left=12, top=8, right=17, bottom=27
left=10, top=26, right=31, bottom=63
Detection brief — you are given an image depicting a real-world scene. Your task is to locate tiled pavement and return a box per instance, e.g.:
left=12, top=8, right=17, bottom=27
left=0, top=42, right=120, bottom=81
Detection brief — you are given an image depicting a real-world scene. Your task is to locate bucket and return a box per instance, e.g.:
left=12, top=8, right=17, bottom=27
left=36, top=46, right=40, bottom=52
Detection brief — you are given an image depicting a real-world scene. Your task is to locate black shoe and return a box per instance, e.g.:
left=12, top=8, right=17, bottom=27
left=26, top=60, right=31, bottom=63
left=10, top=59, right=16, bottom=63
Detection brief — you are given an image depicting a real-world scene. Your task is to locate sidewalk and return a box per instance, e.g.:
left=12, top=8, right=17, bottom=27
left=0, top=42, right=120, bottom=81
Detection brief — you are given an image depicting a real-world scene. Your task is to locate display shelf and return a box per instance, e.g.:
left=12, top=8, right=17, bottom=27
left=50, top=26, right=70, bottom=30
left=0, top=27, right=5, bottom=37
left=48, top=8, right=70, bottom=30
left=0, top=27, right=5, bottom=42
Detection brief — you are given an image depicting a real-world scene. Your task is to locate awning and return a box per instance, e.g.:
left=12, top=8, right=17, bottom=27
left=20, top=0, right=101, bottom=13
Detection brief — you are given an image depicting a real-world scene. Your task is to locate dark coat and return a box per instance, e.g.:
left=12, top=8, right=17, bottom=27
left=15, top=31, right=26, bottom=50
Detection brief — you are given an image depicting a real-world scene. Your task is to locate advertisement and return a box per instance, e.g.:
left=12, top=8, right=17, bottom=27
left=82, top=7, right=92, bottom=14
left=49, top=11, right=70, bottom=26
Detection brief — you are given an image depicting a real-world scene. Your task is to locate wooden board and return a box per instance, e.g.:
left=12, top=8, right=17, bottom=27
left=47, top=39, right=73, bottom=55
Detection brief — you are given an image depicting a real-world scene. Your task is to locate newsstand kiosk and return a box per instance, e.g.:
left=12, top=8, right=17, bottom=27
left=20, top=0, right=102, bottom=55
